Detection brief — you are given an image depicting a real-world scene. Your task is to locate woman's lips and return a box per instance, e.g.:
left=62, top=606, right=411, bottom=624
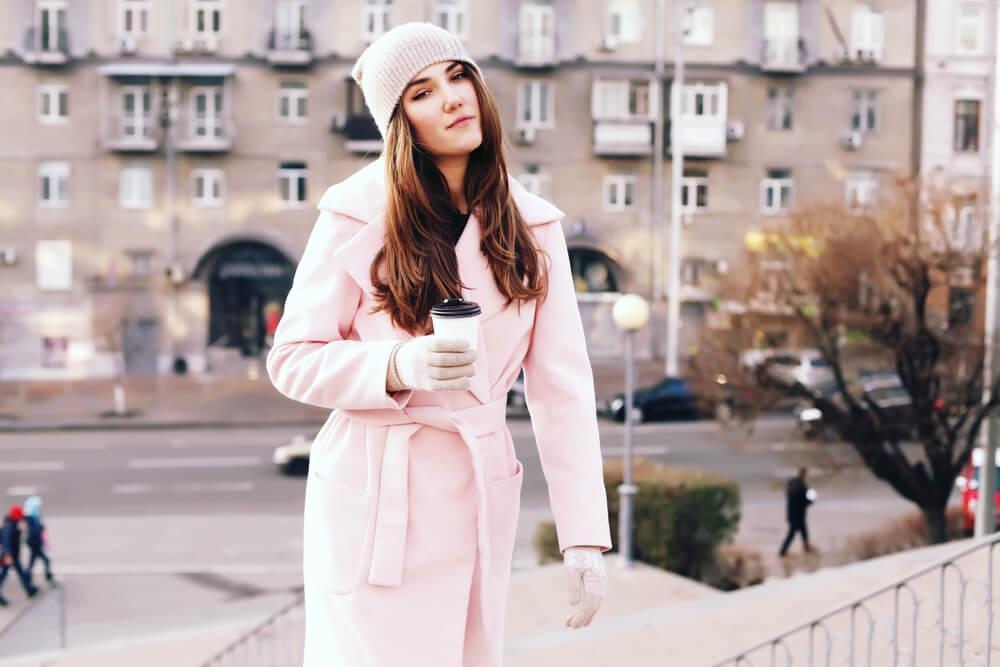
left=449, top=117, right=474, bottom=129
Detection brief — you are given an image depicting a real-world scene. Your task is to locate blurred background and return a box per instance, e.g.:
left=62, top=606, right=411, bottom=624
left=0, top=1, right=997, bottom=665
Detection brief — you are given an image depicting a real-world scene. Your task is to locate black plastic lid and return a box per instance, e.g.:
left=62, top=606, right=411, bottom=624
left=430, top=298, right=482, bottom=318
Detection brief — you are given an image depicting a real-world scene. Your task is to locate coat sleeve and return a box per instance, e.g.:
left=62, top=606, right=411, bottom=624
left=266, top=210, right=414, bottom=411
left=522, top=221, right=613, bottom=554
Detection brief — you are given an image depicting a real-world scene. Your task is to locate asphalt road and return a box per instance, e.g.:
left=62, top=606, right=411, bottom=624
left=0, top=416, right=820, bottom=517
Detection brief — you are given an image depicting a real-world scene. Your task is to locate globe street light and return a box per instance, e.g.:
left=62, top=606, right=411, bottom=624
left=613, top=293, right=650, bottom=568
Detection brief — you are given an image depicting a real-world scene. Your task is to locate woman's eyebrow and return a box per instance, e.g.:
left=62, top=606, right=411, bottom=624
left=404, top=62, right=463, bottom=93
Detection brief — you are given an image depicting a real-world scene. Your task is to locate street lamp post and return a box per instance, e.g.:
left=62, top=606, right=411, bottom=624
left=613, top=293, right=651, bottom=568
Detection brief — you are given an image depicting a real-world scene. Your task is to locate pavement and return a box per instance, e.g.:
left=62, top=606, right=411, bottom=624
left=1, top=538, right=994, bottom=666
left=0, top=359, right=669, bottom=432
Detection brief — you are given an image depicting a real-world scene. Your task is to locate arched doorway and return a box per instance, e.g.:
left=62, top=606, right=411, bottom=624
left=568, top=246, right=622, bottom=293
left=195, top=241, right=294, bottom=357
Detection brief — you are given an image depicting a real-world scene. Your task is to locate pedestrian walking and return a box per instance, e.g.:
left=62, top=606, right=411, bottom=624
left=22, top=496, right=54, bottom=585
left=779, top=467, right=816, bottom=557
left=0, top=504, right=39, bottom=605
left=266, top=22, right=611, bottom=667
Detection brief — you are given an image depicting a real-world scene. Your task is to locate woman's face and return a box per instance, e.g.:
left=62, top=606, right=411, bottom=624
left=400, top=60, right=482, bottom=158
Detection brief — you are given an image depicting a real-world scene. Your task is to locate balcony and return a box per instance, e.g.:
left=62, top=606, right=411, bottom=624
left=670, top=116, right=727, bottom=158
left=592, top=121, right=653, bottom=157
left=101, top=115, right=162, bottom=153
left=516, top=33, right=556, bottom=68
left=341, top=115, right=383, bottom=154
left=173, top=115, right=235, bottom=153
left=266, top=29, right=313, bottom=67
left=761, top=37, right=807, bottom=73
left=22, top=27, right=70, bottom=65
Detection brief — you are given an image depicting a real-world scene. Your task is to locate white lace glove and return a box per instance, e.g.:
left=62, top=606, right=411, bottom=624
left=392, top=335, right=476, bottom=392
left=563, top=546, right=607, bottom=629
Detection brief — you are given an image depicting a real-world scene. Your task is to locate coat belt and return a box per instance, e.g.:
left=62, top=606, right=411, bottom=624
left=340, top=397, right=509, bottom=622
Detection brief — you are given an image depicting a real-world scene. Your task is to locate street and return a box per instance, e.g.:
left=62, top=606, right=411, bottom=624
left=0, top=416, right=934, bottom=656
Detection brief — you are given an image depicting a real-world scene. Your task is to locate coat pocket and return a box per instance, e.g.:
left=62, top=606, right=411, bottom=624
left=303, top=473, right=371, bottom=595
left=486, top=459, right=524, bottom=577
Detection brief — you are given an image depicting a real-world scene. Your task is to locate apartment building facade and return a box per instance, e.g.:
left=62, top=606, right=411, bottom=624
left=0, top=0, right=921, bottom=379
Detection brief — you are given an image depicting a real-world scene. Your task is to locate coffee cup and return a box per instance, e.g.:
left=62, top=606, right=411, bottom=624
left=430, top=299, right=482, bottom=352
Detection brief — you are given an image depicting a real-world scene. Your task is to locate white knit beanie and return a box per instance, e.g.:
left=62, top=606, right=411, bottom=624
left=351, top=22, right=482, bottom=140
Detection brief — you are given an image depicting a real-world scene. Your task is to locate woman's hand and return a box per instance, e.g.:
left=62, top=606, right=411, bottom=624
left=390, top=335, right=476, bottom=392
left=563, top=546, right=607, bottom=629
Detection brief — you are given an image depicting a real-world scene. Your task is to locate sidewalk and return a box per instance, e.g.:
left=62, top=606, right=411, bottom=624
left=0, top=359, right=665, bottom=432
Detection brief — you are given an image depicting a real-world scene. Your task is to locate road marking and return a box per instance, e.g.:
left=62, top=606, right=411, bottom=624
left=6, top=486, right=39, bottom=496
left=602, top=445, right=671, bottom=457
left=170, top=482, right=255, bottom=493
left=113, top=483, right=156, bottom=495
left=0, top=461, right=65, bottom=472
left=127, top=456, right=262, bottom=470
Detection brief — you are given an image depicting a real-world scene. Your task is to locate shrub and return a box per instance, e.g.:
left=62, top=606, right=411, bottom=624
left=533, top=457, right=741, bottom=581
left=840, top=506, right=967, bottom=563
left=705, top=545, right=768, bottom=591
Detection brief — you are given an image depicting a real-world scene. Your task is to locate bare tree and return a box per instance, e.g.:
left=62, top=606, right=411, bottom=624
left=695, top=176, right=993, bottom=544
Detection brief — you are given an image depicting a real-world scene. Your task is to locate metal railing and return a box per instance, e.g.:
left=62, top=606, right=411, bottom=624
left=201, top=591, right=304, bottom=667
left=714, top=533, right=1000, bottom=666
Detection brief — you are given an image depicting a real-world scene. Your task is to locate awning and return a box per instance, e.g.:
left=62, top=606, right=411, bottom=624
left=97, top=62, right=236, bottom=78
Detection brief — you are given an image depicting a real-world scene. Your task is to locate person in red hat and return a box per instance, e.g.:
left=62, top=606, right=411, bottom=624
left=0, top=504, right=38, bottom=605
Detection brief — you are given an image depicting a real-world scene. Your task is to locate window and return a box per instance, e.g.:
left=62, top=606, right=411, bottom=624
left=760, top=169, right=793, bottom=214
left=192, top=168, right=224, bottom=207
left=763, top=1, right=800, bottom=65
left=120, top=165, right=153, bottom=209
left=518, top=164, right=550, bottom=197
left=954, top=100, right=981, bottom=153
left=851, top=89, right=879, bottom=133
left=278, top=81, right=308, bottom=122
left=518, top=80, right=553, bottom=128
left=41, top=337, right=69, bottom=367
left=38, top=162, right=69, bottom=208
left=684, top=1, right=714, bottom=46
left=275, top=0, right=307, bottom=46
left=278, top=161, right=308, bottom=207
left=435, top=0, right=468, bottom=39
left=119, top=0, right=150, bottom=36
left=191, top=87, right=224, bottom=138
left=679, top=82, right=726, bottom=119
left=591, top=79, right=652, bottom=120
left=681, top=169, right=708, bottom=213
left=956, top=3, right=986, bottom=55
left=569, top=248, right=618, bottom=293
left=766, top=86, right=793, bottom=130
left=37, top=1, right=67, bottom=52
left=121, top=86, right=153, bottom=138
left=603, top=174, right=635, bottom=212
left=36, top=240, right=72, bottom=291
left=362, top=0, right=392, bottom=41
left=125, top=249, right=153, bottom=277
left=845, top=170, right=878, bottom=212
left=519, top=2, right=555, bottom=62
left=37, top=85, right=68, bottom=123
left=607, top=0, right=641, bottom=44
left=192, top=0, right=223, bottom=35
left=849, top=5, right=884, bottom=61
left=681, top=258, right=702, bottom=286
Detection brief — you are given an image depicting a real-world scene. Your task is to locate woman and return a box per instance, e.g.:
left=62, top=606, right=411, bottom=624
left=23, top=495, right=54, bottom=585
left=267, top=22, right=611, bottom=666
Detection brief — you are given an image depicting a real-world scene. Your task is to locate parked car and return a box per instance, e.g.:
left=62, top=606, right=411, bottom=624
left=765, top=349, right=834, bottom=392
left=274, top=432, right=313, bottom=476
left=604, top=376, right=712, bottom=423
left=796, top=372, right=914, bottom=440
left=956, top=446, right=1000, bottom=534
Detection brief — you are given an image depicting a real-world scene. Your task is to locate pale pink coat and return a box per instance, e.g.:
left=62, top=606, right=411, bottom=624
left=266, top=157, right=612, bottom=667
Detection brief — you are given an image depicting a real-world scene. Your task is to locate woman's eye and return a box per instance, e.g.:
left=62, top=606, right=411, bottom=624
left=452, top=72, right=465, bottom=80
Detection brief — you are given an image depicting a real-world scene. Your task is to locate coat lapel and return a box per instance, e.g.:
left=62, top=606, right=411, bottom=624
left=321, top=163, right=565, bottom=405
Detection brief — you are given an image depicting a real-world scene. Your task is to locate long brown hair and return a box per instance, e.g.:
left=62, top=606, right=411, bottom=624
left=369, top=62, right=549, bottom=335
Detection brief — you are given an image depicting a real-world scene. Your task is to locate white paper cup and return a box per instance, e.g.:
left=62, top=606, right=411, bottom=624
left=430, top=299, right=482, bottom=352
